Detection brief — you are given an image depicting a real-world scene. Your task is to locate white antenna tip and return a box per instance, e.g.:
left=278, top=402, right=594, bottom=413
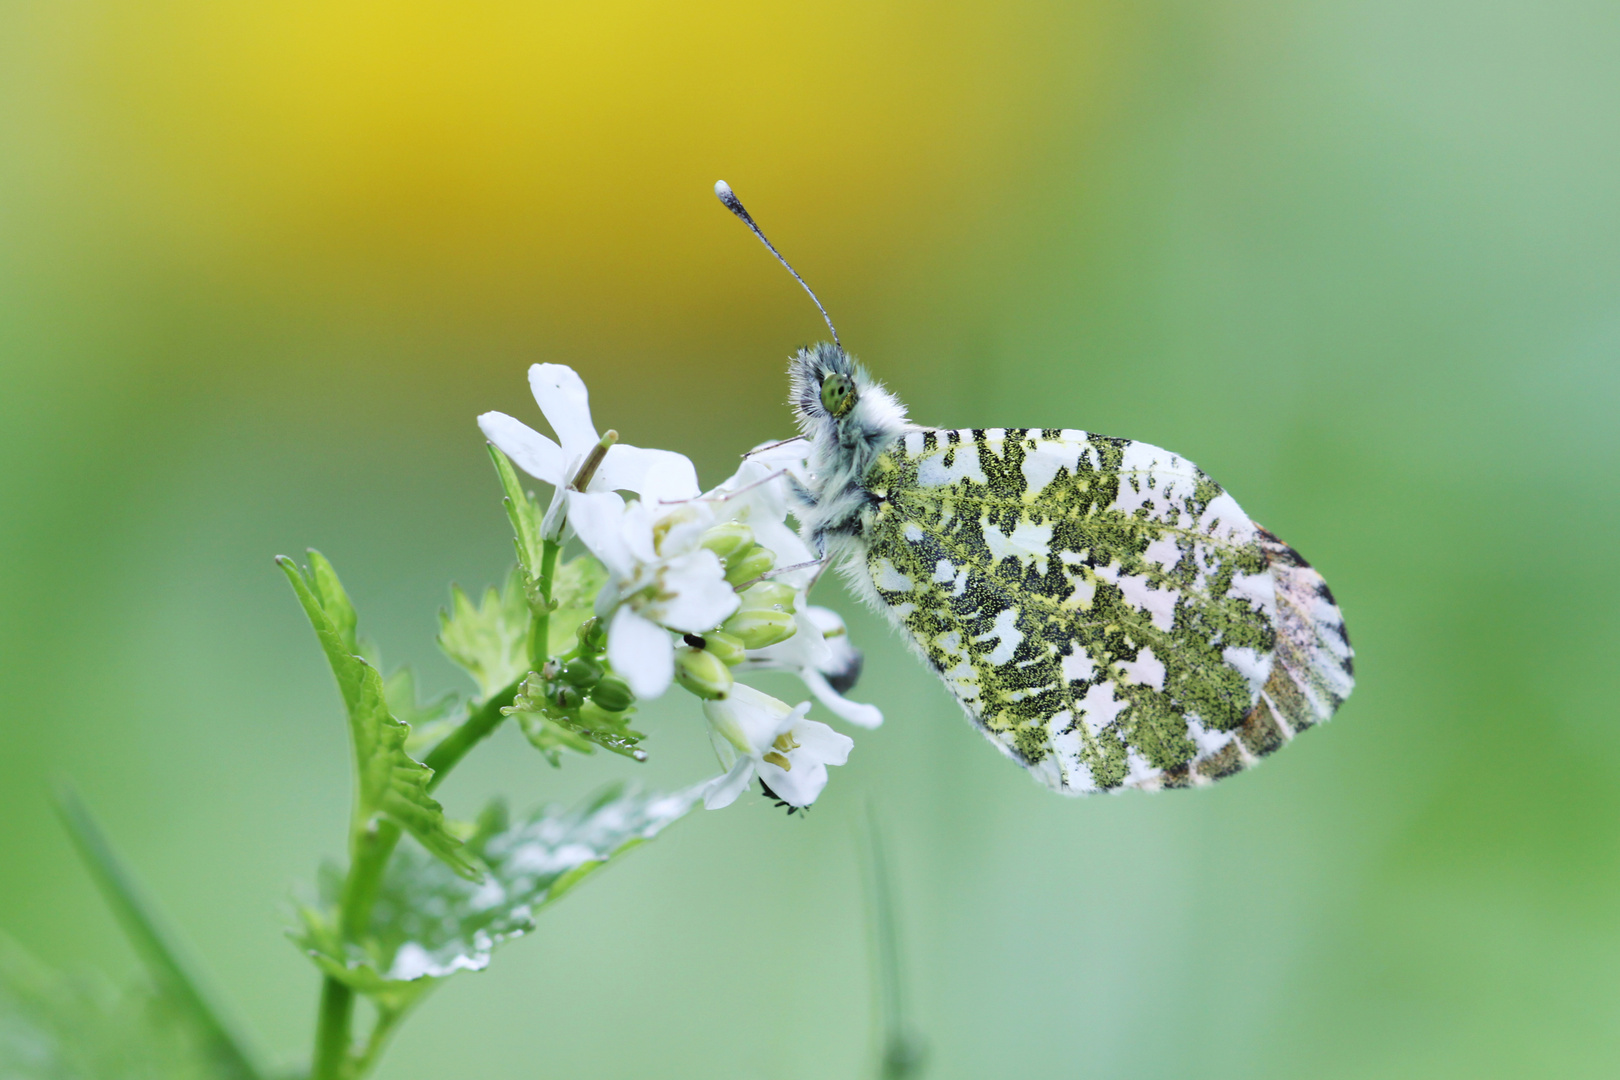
left=714, top=180, right=733, bottom=199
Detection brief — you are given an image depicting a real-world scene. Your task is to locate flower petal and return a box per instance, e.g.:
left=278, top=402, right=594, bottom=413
left=759, top=714, right=852, bottom=807
left=786, top=716, right=855, bottom=765
left=705, top=683, right=797, bottom=756
left=800, top=669, right=884, bottom=729
left=478, top=412, right=567, bottom=486
left=707, top=722, right=742, bottom=770
left=568, top=491, right=636, bottom=580
left=619, top=499, right=663, bottom=567
left=607, top=606, right=675, bottom=699
left=528, top=364, right=599, bottom=455
left=804, top=605, right=848, bottom=638
left=702, top=758, right=756, bottom=810
left=757, top=756, right=829, bottom=808
left=595, top=445, right=701, bottom=501
left=751, top=520, right=817, bottom=577
left=654, top=550, right=741, bottom=632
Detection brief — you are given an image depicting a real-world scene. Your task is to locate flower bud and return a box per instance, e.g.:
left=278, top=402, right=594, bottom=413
left=674, top=646, right=734, bottom=700
left=699, top=522, right=755, bottom=562
left=559, top=657, right=603, bottom=688
left=719, top=607, right=798, bottom=650
left=735, top=581, right=796, bottom=613
left=702, top=630, right=747, bottom=666
left=578, top=699, right=625, bottom=728
left=553, top=684, right=585, bottom=710
left=575, top=615, right=606, bottom=652
left=589, top=675, right=634, bottom=712
left=723, top=546, right=776, bottom=586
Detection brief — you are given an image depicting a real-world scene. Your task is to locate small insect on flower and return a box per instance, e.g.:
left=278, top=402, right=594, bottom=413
left=715, top=180, right=1355, bottom=796
left=758, top=778, right=807, bottom=816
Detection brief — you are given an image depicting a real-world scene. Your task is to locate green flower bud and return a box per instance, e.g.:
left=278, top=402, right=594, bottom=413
left=723, top=546, right=776, bottom=586
left=736, top=581, right=796, bottom=613
left=578, top=699, right=625, bottom=728
left=559, top=657, right=603, bottom=688
left=576, top=615, right=607, bottom=651
left=674, top=646, right=734, bottom=700
left=719, top=607, right=798, bottom=650
left=553, top=684, right=585, bottom=710
left=589, top=675, right=634, bottom=712
left=702, top=630, right=747, bottom=666
left=700, top=522, right=755, bottom=562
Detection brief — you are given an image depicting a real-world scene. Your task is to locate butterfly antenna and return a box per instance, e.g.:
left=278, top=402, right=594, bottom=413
left=715, top=180, right=841, bottom=349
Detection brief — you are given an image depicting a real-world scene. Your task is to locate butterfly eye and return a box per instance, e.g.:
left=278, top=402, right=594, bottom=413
left=820, top=373, right=857, bottom=418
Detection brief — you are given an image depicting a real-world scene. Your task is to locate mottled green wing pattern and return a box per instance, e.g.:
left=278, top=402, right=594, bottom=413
left=855, top=427, right=1352, bottom=794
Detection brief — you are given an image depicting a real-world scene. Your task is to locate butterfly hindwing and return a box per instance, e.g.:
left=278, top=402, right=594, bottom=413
left=853, top=427, right=1350, bottom=794
left=1251, top=527, right=1354, bottom=736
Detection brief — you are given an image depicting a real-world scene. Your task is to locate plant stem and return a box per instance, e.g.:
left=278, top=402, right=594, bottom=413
left=422, top=678, right=523, bottom=790
left=310, top=543, right=555, bottom=1077
left=528, top=538, right=560, bottom=671
left=312, top=979, right=353, bottom=1080
left=312, top=816, right=402, bottom=1079
left=351, top=1007, right=405, bottom=1076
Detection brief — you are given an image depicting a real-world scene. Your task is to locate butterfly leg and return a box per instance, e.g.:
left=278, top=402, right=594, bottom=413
left=786, top=472, right=818, bottom=510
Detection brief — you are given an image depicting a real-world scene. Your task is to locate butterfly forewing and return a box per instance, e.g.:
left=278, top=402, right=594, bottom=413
left=856, top=427, right=1349, bottom=794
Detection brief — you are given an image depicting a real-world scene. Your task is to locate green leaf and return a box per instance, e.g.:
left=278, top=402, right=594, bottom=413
left=291, top=784, right=700, bottom=1006
left=309, top=551, right=360, bottom=656
left=279, top=552, right=478, bottom=880
left=48, top=792, right=264, bottom=1080
left=506, top=672, right=646, bottom=765
left=489, top=446, right=544, bottom=580
left=386, top=666, right=462, bottom=759
left=437, top=567, right=530, bottom=699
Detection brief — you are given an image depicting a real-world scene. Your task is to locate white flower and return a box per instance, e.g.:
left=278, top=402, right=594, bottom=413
left=741, top=604, right=883, bottom=728
left=570, top=492, right=739, bottom=700
left=703, top=444, right=881, bottom=727
left=478, top=364, right=701, bottom=536
left=701, top=684, right=853, bottom=810
left=702, top=453, right=818, bottom=590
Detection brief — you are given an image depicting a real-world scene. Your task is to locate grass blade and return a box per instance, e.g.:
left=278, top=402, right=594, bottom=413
left=862, top=801, right=925, bottom=1079
left=54, top=785, right=266, bottom=1080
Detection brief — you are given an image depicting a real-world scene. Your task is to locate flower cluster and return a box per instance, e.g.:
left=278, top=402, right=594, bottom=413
left=479, top=364, right=880, bottom=811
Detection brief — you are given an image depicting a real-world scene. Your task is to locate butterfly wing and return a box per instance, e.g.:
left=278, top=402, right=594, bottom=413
left=854, top=427, right=1352, bottom=794
left=1250, top=526, right=1354, bottom=738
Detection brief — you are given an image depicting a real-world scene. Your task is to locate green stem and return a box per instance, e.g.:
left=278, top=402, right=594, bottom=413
left=311, top=543, right=555, bottom=1078
left=528, top=538, right=560, bottom=671
left=312, top=979, right=353, bottom=1080
left=351, top=1007, right=406, bottom=1077
left=422, top=678, right=523, bottom=790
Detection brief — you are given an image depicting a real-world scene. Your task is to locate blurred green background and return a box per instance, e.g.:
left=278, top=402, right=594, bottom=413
left=3, top=0, right=1618, bottom=1076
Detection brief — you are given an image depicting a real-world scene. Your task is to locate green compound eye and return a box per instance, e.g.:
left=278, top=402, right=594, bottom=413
left=820, top=373, right=857, bottom=418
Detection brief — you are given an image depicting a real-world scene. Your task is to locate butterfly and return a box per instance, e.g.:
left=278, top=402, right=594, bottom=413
left=717, top=182, right=1354, bottom=794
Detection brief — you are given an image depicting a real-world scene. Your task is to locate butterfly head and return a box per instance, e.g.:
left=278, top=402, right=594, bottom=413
left=788, top=342, right=908, bottom=450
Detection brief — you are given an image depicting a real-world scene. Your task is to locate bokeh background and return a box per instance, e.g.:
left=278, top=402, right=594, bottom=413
left=3, top=1, right=1618, bottom=1077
